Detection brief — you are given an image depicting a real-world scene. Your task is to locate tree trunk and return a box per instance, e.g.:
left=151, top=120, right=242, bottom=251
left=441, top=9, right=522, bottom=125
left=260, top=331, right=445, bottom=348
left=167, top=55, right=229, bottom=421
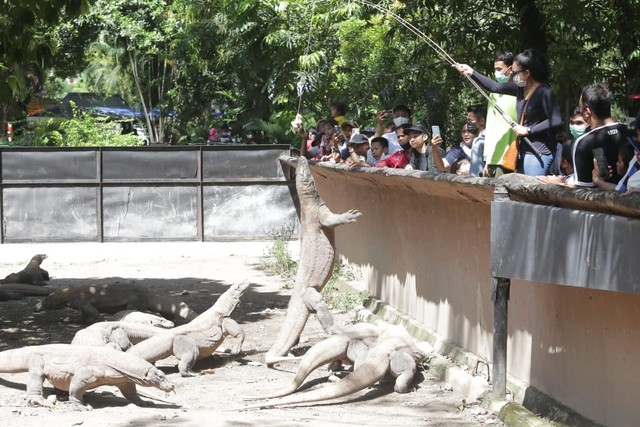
left=515, top=0, right=548, bottom=53
left=129, top=49, right=156, bottom=145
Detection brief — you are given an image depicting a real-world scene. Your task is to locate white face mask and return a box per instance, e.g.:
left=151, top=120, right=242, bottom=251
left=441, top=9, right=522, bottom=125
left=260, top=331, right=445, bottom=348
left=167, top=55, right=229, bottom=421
left=569, top=124, right=587, bottom=139
left=513, top=73, right=527, bottom=87
left=393, top=117, right=409, bottom=127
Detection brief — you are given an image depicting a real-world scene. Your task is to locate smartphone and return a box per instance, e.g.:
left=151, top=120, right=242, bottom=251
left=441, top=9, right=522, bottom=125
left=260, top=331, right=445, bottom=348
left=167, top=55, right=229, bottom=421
left=352, top=128, right=360, bottom=135
left=334, top=125, right=341, bottom=133
left=592, top=147, right=611, bottom=179
left=432, top=125, right=441, bottom=138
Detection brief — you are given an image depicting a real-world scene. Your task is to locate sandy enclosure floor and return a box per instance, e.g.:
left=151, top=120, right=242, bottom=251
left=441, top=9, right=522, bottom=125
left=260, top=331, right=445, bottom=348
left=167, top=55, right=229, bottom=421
left=0, top=242, right=502, bottom=426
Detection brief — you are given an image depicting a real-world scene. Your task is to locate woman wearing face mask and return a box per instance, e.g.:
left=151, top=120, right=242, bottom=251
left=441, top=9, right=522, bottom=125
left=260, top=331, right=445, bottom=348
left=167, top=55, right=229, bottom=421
left=454, top=48, right=562, bottom=176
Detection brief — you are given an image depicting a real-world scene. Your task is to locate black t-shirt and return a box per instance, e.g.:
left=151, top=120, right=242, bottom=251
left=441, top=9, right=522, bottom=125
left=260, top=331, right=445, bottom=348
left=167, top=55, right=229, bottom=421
left=572, top=122, right=627, bottom=187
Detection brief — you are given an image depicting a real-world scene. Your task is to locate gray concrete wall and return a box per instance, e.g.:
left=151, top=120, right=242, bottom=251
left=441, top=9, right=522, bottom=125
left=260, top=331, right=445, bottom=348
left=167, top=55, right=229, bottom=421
left=308, top=162, right=640, bottom=427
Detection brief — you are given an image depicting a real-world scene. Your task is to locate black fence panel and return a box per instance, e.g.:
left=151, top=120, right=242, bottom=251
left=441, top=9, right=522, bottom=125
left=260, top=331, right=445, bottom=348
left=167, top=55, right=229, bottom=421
left=202, top=148, right=288, bottom=180
left=2, top=149, right=98, bottom=181
left=3, top=186, right=99, bottom=242
left=203, top=184, right=299, bottom=240
left=102, top=149, right=199, bottom=181
left=103, top=185, right=199, bottom=241
left=0, top=145, right=298, bottom=243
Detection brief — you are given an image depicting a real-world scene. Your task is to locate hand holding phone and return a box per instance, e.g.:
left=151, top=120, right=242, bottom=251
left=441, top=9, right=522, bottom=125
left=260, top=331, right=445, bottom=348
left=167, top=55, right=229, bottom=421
left=592, top=147, right=611, bottom=180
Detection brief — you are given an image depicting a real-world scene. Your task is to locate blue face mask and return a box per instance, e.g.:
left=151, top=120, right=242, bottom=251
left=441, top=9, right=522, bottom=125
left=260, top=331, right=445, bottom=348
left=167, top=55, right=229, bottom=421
left=494, top=71, right=510, bottom=83
left=569, top=124, right=587, bottom=139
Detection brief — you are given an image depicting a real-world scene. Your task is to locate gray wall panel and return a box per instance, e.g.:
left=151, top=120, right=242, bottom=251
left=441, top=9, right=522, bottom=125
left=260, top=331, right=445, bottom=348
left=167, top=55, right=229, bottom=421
left=2, top=187, right=98, bottom=241
left=202, top=149, right=288, bottom=180
left=102, top=150, right=199, bottom=180
left=491, top=200, right=640, bottom=293
left=203, top=185, right=299, bottom=240
left=2, top=151, right=98, bottom=181
left=103, top=186, right=198, bottom=241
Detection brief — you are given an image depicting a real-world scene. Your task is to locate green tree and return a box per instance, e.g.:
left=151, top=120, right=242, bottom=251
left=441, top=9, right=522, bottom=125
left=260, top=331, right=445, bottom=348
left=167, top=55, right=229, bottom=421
left=0, top=0, right=93, bottom=133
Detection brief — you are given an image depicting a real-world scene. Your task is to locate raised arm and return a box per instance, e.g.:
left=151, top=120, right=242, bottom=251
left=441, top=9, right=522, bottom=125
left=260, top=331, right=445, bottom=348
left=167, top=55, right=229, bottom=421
left=453, top=63, right=517, bottom=96
left=430, top=136, right=447, bottom=172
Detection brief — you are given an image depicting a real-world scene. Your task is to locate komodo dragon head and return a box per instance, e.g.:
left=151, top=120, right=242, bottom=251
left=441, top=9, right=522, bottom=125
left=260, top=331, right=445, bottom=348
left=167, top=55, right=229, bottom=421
left=216, top=280, right=251, bottom=314
left=142, top=366, right=174, bottom=392
left=30, top=254, right=48, bottom=265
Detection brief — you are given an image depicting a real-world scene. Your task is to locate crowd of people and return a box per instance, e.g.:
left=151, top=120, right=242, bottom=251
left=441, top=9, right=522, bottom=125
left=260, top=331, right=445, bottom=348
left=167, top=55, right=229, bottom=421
left=295, top=48, right=640, bottom=195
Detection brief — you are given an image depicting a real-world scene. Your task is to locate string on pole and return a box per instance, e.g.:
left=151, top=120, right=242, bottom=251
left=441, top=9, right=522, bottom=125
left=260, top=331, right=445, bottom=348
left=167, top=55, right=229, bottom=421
left=350, top=0, right=539, bottom=154
left=296, top=0, right=318, bottom=117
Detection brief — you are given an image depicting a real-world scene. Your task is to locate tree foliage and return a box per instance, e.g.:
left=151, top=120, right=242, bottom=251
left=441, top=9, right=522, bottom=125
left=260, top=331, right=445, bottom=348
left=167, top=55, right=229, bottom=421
left=4, top=0, right=640, bottom=145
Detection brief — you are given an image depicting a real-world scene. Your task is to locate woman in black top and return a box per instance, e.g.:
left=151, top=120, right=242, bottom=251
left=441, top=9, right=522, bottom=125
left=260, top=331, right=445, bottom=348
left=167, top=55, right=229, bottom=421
left=454, top=48, right=562, bottom=176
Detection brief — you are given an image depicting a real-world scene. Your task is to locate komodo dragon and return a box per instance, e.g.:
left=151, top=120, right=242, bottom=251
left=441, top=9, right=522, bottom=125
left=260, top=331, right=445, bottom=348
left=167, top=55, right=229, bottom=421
left=0, top=283, right=54, bottom=301
left=264, top=157, right=361, bottom=365
left=108, top=310, right=175, bottom=327
left=35, top=283, right=198, bottom=324
left=0, top=254, right=49, bottom=285
left=0, top=343, right=174, bottom=410
left=127, top=280, right=249, bottom=377
left=244, top=326, right=424, bottom=409
left=71, top=321, right=167, bottom=351
left=246, top=322, right=381, bottom=400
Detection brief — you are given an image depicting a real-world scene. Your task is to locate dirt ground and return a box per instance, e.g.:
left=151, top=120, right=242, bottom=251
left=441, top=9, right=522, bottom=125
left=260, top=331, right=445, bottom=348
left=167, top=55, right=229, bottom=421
left=0, top=242, right=503, bottom=426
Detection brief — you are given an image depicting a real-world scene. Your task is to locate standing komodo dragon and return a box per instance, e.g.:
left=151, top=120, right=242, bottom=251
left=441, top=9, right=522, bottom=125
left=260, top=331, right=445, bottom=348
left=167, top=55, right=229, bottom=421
left=127, top=281, right=249, bottom=376
left=0, top=343, right=174, bottom=410
left=244, top=326, right=424, bottom=409
left=0, top=254, right=49, bottom=285
left=35, top=283, right=198, bottom=323
left=265, top=157, right=361, bottom=365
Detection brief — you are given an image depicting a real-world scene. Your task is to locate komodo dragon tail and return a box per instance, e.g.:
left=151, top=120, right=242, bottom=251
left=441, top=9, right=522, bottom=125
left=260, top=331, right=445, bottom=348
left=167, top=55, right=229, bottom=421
left=248, top=334, right=350, bottom=400
left=241, top=355, right=388, bottom=409
left=0, top=283, right=53, bottom=296
left=264, top=292, right=310, bottom=365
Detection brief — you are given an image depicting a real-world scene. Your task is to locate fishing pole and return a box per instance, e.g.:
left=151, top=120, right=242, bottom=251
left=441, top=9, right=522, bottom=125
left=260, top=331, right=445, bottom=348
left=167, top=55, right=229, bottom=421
left=350, top=0, right=540, bottom=156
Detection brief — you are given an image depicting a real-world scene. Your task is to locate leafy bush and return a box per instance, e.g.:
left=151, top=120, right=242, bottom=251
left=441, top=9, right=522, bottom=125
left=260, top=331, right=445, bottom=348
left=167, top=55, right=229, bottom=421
left=13, top=105, right=143, bottom=147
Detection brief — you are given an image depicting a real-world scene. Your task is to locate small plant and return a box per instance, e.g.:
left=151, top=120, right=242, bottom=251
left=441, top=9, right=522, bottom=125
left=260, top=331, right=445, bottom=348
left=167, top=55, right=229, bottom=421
left=259, top=228, right=369, bottom=310
left=322, top=262, right=368, bottom=311
left=260, top=232, right=298, bottom=288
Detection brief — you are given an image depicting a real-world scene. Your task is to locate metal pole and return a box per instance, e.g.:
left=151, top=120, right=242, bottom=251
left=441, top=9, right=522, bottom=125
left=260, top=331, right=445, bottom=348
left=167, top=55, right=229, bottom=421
left=491, top=276, right=510, bottom=399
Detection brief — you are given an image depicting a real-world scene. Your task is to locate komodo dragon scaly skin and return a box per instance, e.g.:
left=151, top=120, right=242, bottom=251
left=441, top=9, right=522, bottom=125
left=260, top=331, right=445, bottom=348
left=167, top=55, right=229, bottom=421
left=264, top=157, right=361, bottom=365
left=0, top=254, right=49, bottom=285
left=0, top=343, right=174, bottom=410
left=247, top=323, right=381, bottom=400
left=127, top=281, right=249, bottom=377
left=108, top=310, right=175, bottom=328
left=244, top=326, right=424, bottom=409
left=35, top=283, right=198, bottom=324
left=0, top=283, right=53, bottom=297
left=71, top=321, right=167, bottom=351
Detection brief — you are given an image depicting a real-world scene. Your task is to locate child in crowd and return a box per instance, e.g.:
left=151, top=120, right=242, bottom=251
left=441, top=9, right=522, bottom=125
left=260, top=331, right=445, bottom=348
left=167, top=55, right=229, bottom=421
left=450, top=158, right=471, bottom=175
left=592, top=136, right=640, bottom=193
left=430, top=121, right=479, bottom=172
left=345, top=134, right=371, bottom=168
left=368, top=136, right=389, bottom=166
